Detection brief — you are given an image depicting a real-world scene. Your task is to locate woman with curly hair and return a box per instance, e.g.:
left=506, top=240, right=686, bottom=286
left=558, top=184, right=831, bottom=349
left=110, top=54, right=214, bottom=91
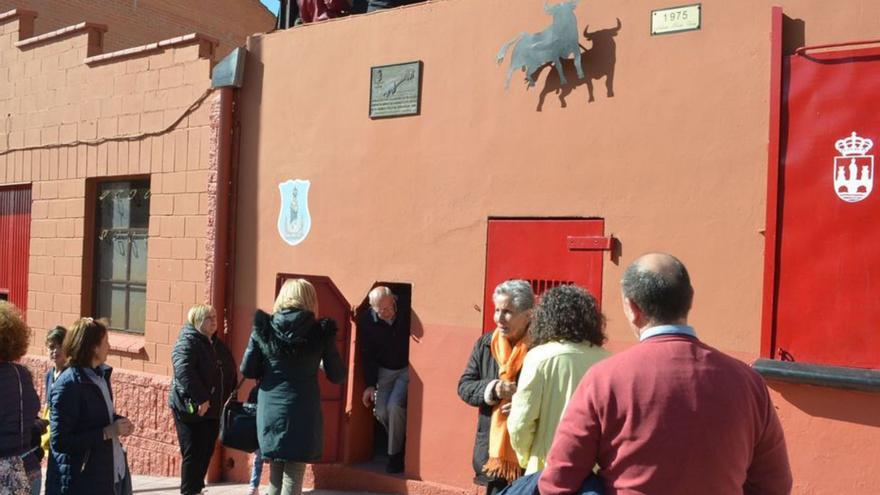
left=0, top=301, right=41, bottom=495
left=507, top=285, right=608, bottom=475
left=240, top=279, right=346, bottom=495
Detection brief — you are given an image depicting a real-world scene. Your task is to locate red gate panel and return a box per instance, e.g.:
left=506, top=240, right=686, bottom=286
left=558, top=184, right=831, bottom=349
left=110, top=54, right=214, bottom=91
left=275, top=273, right=351, bottom=462
left=483, top=219, right=605, bottom=333
left=0, top=185, right=31, bottom=313
left=772, top=45, right=880, bottom=369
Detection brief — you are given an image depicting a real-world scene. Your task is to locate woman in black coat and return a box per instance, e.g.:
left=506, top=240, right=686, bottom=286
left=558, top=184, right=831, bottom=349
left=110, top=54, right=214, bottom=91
left=47, top=318, right=134, bottom=495
left=168, top=304, right=237, bottom=495
left=457, top=280, right=535, bottom=495
left=241, top=279, right=346, bottom=495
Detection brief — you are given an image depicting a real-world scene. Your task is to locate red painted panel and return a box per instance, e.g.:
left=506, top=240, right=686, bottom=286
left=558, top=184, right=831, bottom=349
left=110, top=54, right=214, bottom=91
left=482, top=219, right=605, bottom=333
left=275, top=273, right=351, bottom=463
left=774, top=46, right=880, bottom=368
left=0, top=185, right=32, bottom=314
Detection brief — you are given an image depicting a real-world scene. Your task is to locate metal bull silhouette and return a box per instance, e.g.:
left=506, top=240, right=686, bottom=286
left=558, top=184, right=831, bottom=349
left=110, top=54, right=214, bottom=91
left=537, top=18, right=621, bottom=110
left=497, top=0, right=582, bottom=89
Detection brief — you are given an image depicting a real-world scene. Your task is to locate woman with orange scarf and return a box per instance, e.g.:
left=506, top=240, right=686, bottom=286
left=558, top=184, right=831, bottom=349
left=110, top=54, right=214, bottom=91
left=458, top=280, right=534, bottom=495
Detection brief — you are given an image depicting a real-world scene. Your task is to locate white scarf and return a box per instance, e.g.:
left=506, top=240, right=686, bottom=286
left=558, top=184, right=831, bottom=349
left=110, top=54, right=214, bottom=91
left=83, top=367, right=126, bottom=483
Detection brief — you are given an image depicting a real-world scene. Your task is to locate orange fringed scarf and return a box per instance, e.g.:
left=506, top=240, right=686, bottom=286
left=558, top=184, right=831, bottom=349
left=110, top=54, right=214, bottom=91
left=482, top=328, right=528, bottom=482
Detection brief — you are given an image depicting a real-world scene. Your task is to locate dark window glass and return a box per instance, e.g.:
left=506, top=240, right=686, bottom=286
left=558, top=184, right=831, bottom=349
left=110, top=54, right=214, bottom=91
left=93, top=180, right=150, bottom=333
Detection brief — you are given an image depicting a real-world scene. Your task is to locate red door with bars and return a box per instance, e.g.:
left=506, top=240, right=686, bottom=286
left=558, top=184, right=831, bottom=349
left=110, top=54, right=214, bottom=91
left=482, top=218, right=606, bottom=333
left=0, top=185, right=31, bottom=312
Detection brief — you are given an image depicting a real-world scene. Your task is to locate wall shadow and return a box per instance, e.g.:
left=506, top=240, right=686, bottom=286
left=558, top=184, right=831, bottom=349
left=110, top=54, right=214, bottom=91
left=782, top=15, right=805, bottom=56
left=536, top=19, right=621, bottom=112
left=771, top=381, right=880, bottom=427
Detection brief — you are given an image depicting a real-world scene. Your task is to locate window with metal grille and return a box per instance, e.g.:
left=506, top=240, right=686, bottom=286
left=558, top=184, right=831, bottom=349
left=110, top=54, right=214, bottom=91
left=527, top=279, right=574, bottom=297
left=92, top=180, right=150, bottom=333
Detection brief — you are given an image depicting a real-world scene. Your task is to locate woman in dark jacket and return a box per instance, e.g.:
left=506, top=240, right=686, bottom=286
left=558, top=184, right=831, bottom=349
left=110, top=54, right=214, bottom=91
left=0, top=301, right=41, bottom=495
left=457, top=280, right=535, bottom=495
left=47, top=318, right=134, bottom=495
left=241, top=278, right=346, bottom=495
left=168, top=304, right=237, bottom=495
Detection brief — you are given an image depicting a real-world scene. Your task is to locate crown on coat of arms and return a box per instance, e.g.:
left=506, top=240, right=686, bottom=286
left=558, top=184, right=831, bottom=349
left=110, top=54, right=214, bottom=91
left=835, top=132, right=873, bottom=156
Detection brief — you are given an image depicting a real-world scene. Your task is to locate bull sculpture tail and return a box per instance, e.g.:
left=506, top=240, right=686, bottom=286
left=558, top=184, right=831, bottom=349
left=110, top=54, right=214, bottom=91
left=496, top=33, right=525, bottom=65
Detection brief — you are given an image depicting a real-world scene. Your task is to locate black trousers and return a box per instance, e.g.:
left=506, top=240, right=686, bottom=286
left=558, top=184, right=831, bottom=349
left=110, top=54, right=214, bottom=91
left=173, top=414, right=219, bottom=495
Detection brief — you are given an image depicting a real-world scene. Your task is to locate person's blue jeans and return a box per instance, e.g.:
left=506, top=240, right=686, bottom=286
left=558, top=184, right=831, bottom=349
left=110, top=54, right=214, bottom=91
left=28, top=469, right=41, bottom=495
left=250, top=449, right=264, bottom=488
left=497, top=470, right=604, bottom=495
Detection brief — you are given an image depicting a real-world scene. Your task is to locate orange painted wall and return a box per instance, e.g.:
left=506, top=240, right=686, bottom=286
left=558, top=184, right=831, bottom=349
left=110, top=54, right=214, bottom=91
left=232, top=0, right=880, bottom=493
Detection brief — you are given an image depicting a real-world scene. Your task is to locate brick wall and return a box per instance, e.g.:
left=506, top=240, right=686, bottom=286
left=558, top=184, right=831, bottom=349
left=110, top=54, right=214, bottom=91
left=23, top=355, right=180, bottom=477
left=1, top=8, right=222, bottom=376
left=0, top=0, right=274, bottom=58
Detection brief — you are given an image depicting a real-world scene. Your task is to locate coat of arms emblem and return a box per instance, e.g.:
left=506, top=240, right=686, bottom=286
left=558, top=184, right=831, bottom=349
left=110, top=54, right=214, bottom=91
left=834, top=131, right=874, bottom=203
left=277, top=179, right=312, bottom=246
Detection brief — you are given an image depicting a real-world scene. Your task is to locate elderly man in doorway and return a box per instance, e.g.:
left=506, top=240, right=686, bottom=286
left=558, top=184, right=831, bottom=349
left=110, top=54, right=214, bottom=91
left=539, top=253, right=793, bottom=495
left=360, top=286, right=410, bottom=473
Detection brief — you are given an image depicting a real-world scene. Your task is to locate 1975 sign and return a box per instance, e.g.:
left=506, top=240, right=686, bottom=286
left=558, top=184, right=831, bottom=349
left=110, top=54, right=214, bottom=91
left=651, top=4, right=701, bottom=35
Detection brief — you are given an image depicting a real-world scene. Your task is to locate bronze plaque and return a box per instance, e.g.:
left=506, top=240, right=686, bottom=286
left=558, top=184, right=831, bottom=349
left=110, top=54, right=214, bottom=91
left=370, top=61, right=422, bottom=119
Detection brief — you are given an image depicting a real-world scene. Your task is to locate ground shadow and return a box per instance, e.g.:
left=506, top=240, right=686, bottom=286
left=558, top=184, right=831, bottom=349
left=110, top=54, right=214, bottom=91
left=537, top=19, right=621, bottom=111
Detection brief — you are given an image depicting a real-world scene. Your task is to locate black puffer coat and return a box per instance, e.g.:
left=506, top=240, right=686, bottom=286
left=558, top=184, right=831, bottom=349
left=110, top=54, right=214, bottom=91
left=168, top=325, right=238, bottom=422
left=240, top=309, right=346, bottom=462
left=457, top=332, right=504, bottom=485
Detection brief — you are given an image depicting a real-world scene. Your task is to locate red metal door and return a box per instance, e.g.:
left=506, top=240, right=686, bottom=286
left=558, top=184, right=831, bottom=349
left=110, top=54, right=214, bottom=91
left=0, top=185, right=31, bottom=312
left=275, top=273, right=351, bottom=462
left=771, top=45, right=880, bottom=369
left=483, top=218, right=605, bottom=332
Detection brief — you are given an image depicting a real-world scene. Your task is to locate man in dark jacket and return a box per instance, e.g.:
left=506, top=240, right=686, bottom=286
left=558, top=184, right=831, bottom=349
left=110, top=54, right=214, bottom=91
left=359, top=286, right=410, bottom=473
left=169, top=305, right=237, bottom=495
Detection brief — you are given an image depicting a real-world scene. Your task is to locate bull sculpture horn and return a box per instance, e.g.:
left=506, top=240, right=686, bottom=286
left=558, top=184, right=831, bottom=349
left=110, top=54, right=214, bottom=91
left=614, top=17, right=622, bottom=31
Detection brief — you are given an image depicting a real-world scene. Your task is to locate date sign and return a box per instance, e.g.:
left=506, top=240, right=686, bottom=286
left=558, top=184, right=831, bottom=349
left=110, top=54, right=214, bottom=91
left=651, top=4, right=701, bottom=35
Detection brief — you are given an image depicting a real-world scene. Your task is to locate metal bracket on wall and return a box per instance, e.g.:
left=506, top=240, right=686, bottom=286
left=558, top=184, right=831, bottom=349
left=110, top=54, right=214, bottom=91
left=567, top=236, right=615, bottom=251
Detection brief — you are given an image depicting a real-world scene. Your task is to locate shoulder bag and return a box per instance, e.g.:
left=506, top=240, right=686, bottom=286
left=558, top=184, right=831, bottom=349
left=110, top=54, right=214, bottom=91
left=219, top=378, right=258, bottom=453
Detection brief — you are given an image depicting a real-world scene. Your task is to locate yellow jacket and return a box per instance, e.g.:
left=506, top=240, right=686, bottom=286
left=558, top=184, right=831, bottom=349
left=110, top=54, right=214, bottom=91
left=507, top=340, right=608, bottom=474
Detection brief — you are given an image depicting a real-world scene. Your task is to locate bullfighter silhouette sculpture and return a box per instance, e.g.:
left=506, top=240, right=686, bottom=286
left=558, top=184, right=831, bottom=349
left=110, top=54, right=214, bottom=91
left=497, top=0, right=583, bottom=89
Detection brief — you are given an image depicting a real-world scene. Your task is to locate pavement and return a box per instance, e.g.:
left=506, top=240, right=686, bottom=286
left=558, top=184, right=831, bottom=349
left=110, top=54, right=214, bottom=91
left=40, top=473, right=376, bottom=495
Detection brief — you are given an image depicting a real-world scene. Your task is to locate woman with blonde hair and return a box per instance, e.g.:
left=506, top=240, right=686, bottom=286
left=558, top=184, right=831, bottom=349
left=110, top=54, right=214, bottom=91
left=0, top=301, right=41, bottom=495
left=168, top=304, right=237, bottom=495
left=241, top=279, right=346, bottom=495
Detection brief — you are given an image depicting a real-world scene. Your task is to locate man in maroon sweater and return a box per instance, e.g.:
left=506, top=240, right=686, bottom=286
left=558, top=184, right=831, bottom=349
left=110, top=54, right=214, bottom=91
left=539, top=253, right=792, bottom=495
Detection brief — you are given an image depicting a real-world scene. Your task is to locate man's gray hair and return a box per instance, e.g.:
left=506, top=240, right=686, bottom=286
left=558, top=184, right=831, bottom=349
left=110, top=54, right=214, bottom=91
left=493, top=279, right=535, bottom=312
left=621, top=253, right=693, bottom=324
left=369, top=286, right=395, bottom=305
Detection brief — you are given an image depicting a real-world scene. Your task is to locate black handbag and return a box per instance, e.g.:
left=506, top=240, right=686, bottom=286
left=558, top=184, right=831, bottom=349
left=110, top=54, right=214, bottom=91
left=219, top=378, right=258, bottom=453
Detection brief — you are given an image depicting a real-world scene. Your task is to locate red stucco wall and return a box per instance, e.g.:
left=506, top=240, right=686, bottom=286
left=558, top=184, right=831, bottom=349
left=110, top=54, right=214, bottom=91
left=231, top=1, right=880, bottom=493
